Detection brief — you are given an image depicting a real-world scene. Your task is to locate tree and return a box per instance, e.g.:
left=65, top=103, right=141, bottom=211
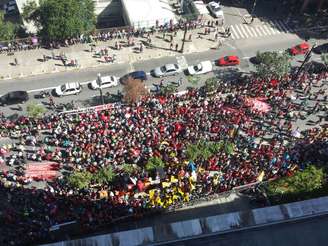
left=121, top=164, right=140, bottom=175
left=204, top=77, right=218, bottom=93
left=187, top=75, right=199, bottom=85
left=67, top=170, right=92, bottom=189
left=268, top=165, right=325, bottom=196
left=92, top=166, right=116, bottom=185
left=186, top=143, right=201, bottom=161
left=26, top=103, right=47, bottom=118
left=123, top=77, right=149, bottom=104
left=255, top=51, right=291, bottom=79
left=0, top=11, right=16, bottom=42
left=146, top=156, right=165, bottom=172
left=186, top=140, right=225, bottom=162
left=23, top=0, right=95, bottom=41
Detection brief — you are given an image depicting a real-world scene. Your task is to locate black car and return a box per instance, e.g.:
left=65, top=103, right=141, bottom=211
left=0, top=91, right=29, bottom=106
left=313, top=43, right=328, bottom=54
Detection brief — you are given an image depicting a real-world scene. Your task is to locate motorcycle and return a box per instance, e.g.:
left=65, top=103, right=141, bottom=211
left=35, top=90, right=50, bottom=99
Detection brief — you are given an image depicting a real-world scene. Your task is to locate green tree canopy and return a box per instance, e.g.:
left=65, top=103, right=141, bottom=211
left=92, top=166, right=116, bottom=185
left=146, top=156, right=165, bottom=172
left=26, top=103, right=47, bottom=118
left=268, top=165, right=325, bottom=196
left=23, top=0, right=95, bottom=41
left=67, top=170, right=92, bottom=189
left=255, top=51, right=291, bottom=79
left=0, top=11, right=16, bottom=42
left=204, top=77, right=219, bottom=93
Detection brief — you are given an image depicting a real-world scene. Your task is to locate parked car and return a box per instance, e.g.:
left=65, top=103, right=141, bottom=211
left=187, top=61, right=213, bottom=75
left=290, top=42, right=310, bottom=55
left=55, top=82, right=82, bottom=97
left=90, top=75, right=119, bottom=89
left=0, top=91, right=29, bottom=106
left=313, top=43, right=328, bottom=54
left=207, top=1, right=224, bottom=19
left=152, top=64, right=182, bottom=77
left=120, top=71, right=147, bottom=84
left=217, top=56, right=240, bottom=66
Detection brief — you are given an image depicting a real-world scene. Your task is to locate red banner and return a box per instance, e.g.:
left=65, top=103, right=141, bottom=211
left=25, top=162, right=60, bottom=181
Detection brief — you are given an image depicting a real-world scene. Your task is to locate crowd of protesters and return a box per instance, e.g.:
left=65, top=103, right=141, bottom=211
left=0, top=18, right=223, bottom=56
left=1, top=69, right=328, bottom=245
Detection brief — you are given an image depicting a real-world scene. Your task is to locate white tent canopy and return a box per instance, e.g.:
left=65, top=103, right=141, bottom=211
left=121, top=0, right=177, bottom=29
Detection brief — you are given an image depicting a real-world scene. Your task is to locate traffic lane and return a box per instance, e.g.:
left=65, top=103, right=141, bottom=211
left=238, top=35, right=303, bottom=58
left=0, top=69, right=219, bottom=116
left=159, top=215, right=328, bottom=246
left=0, top=35, right=303, bottom=95
left=0, top=63, right=131, bottom=95
left=133, top=56, right=178, bottom=73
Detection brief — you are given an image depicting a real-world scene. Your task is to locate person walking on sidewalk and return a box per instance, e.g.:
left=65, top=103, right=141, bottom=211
left=175, top=43, right=178, bottom=51
left=14, top=58, right=18, bottom=66
left=170, top=42, right=173, bottom=50
left=140, top=43, right=143, bottom=53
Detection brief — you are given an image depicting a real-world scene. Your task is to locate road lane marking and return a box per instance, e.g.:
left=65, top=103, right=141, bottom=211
left=257, top=26, right=268, bottom=35
left=230, top=26, right=240, bottom=39
left=234, top=25, right=245, bottom=39
left=238, top=24, right=249, bottom=38
left=276, top=20, right=288, bottom=32
left=244, top=25, right=255, bottom=37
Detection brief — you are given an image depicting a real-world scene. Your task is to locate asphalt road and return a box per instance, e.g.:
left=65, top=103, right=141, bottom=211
left=0, top=33, right=323, bottom=116
left=157, top=214, right=328, bottom=246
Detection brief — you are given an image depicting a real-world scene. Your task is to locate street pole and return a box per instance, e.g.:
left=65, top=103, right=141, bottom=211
left=294, top=43, right=317, bottom=81
left=180, top=24, right=188, bottom=53
left=97, top=73, right=104, bottom=105
left=251, top=0, right=257, bottom=16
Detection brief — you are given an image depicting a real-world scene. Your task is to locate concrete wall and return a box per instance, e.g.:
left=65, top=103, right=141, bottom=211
left=42, top=196, right=328, bottom=246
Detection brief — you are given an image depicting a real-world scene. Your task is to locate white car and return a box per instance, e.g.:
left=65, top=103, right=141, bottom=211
left=208, top=1, right=224, bottom=19
left=187, top=61, right=213, bottom=75
left=152, top=63, right=182, bottom=77
left=90, top=75, right=119, bottom=89
left=55, top=82, right=82, bottom=97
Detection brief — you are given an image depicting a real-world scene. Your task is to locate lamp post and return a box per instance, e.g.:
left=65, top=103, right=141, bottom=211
left=180, top=24, right=188, bottom=53
left=97, top=73, right=104, bottom=105
left=294, top=42, right=317, bottom=81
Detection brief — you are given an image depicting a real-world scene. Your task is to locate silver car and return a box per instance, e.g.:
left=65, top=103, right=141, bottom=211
left=152, top=63, right=182, bottom=77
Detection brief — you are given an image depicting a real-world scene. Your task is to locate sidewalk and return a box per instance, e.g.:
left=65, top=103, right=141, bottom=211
left=0, top=27, right=225, bottom=80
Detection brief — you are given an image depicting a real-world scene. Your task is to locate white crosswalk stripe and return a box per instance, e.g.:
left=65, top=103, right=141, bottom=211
left=234, top=25, right=245, bottom=38
left=239, top=24, right=250, bottom=38
left=244, top=25, right=255, bottom=37
left=228, top=20, right=294, bottom=40
left=252, top=26, right=263, bottom=36
left=257, top=26, right=268, bottom=36
left=269, top=21, right=281, bottom=34
left=230, top=25, right=240, bottom=39
left=275, top=20, right=287, bottom=32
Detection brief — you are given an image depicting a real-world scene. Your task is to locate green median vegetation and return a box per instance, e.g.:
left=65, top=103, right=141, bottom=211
left=267, top=165, right=327, bottom=205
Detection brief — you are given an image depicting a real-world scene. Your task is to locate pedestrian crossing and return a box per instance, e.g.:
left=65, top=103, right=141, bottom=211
left=229, top=20, right=294, bottom=41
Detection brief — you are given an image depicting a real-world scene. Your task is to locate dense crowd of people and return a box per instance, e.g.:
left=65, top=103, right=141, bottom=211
left=1, top=70, right=328, bottom=245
